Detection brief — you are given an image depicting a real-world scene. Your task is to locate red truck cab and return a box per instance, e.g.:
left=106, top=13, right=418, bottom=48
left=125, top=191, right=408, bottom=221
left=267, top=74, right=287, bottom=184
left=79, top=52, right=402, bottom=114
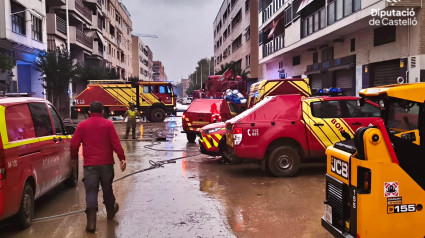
left=225, top=94, right=380, bottom=176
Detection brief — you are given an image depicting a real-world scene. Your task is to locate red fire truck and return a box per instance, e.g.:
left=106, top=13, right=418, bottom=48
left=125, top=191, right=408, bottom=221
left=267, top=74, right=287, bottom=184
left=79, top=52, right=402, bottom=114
left=225, top=93, right=381, bottom=176
left=73, top=80, right=176, bottom=122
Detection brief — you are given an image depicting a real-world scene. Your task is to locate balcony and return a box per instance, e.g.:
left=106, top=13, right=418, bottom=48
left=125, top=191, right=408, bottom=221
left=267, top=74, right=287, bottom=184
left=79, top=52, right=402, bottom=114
left=262, top=33, right=284, bottom=58
left=75, top=0, right=92, bottom=22
left=46, top=13, right=67, bottom=39
left=306, top=55, right=355, bottom=73
left=69, top=26, right=93, bottom=51
left=262, top=0, right=284, bottom=24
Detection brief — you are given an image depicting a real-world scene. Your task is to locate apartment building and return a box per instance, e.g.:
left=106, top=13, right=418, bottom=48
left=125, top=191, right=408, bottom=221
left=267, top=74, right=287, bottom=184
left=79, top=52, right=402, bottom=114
left=181, top=78, right=190, bottom=97
left=213, top=0, right=259, bottom=80
left=131, top=35, right=153, bottom=81
left=0, top=0, right=47, bottom=97
left=258, top=0, right=425, bottom=95
left=153, top=61, right=167, bottom=81
left=46, top=0, right=132, bottom=93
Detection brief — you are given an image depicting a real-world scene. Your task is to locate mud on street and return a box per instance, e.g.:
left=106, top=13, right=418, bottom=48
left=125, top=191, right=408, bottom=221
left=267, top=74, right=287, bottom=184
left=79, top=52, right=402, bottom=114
left=0, top=115, right=332, bottom=238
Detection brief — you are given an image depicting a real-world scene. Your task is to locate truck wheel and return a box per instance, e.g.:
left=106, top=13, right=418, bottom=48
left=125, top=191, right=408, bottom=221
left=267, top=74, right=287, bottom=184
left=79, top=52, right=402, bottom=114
left=64, top=161, right=78, bottom=188
left=187, top=133, right=196, bottom=143
left=16, top=183, right=34, bottom=229
left=150, top=108, right=166, bottom=122
left=267, top=146, right=300, bottom=177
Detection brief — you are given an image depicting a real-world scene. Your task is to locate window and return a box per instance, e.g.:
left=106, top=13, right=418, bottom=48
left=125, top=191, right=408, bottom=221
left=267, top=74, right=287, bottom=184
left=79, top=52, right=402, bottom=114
left=311, top=101, right=343, bottom=118
left=31, top=15, right=42, bottom=41
left=344, top=0, right=353, bottom=16
left=336, top=0, right=343, bottom=20
left=374, top=26, right=396, bottom=47
left=48, top=105, right=64, bottom=135
left=232, top=10, right=242, bottom=29
left=28, top=103, right=53, bottom=137
left=321, top=47, right=334, bottom=62
left=293, top=55, right=301, bottom=66
left=345, top=101, right=380, bottom=118
left=350, top=38, right=355, bottom=52
left=232, top=34, right=242, bottom=52
left=245, top=26, right=250, bottom=41
left=279, top=61, right=283, bottom=69
left=245, top=0, right=250, bottom=12
left=143, top=86, right=153, bottom=93
left=231, top=0, right=238, bottom=8
left=246, top=54, right=251, bottom=67
left=5, top=104, right=36, bottom=142
left=11, top=1, right=25, bottom=35
left=313, top=52, right=318, bottom=64
left=284, top=7, right=292, bottom=25
left=328, top=1, right=335, bottom=25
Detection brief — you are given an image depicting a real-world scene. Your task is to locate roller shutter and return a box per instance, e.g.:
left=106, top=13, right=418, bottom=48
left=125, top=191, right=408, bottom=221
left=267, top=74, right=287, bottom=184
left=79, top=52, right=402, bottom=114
left=335, top=69, right=354, bottom=88
left=310, top=74, right=323, bottom=90
left=371, top=60, right=403, bottom=86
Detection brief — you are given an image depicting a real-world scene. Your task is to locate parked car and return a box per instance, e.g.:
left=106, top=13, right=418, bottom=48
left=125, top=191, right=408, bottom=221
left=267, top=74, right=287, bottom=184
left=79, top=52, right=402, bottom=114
left=0, top=97, right=77, bottom=229
left=182, top=97, right=193, bottom=105
left=225, top=94, right=381, bottom=176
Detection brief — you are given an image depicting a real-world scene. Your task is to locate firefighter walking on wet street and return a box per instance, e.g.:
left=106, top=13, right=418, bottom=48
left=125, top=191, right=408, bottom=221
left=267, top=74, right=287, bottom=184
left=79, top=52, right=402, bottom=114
left=123, top=102, right=138, bottom=139
left=70, top=101, right=127, bottom=233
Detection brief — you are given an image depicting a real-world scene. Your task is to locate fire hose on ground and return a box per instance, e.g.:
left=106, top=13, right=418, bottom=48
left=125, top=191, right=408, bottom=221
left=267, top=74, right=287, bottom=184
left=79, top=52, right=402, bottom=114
left=32, top=142, right=201, bottom=223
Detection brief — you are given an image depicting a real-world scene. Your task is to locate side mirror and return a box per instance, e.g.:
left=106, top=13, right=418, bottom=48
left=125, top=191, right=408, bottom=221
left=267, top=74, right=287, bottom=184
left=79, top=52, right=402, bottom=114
left=65, top=126, right=76, bottom=135
left=357, top=97, right=365, bottom=107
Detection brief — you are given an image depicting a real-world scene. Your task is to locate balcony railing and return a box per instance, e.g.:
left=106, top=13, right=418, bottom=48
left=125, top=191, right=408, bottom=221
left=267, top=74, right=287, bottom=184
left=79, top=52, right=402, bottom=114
left=56, top=16, right=66, bottom=34
left=262, top=0, right=284, bottom=24
left=75, top=0, right=92, bottom=21
left=262, top=33, right=284, bottom=58
left=76, top=28, right=93, bottom=48
left=306, top=55, right=355, bottom=73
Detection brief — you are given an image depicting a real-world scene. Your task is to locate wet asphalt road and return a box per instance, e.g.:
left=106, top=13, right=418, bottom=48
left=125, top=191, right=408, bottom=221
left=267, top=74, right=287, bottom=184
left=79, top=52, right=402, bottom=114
left=0, top=115, right=332, bottom=238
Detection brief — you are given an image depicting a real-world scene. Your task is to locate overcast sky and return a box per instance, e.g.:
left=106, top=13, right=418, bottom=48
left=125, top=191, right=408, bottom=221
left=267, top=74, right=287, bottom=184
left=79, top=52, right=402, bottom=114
left=121, top=0, right=223, bottom=83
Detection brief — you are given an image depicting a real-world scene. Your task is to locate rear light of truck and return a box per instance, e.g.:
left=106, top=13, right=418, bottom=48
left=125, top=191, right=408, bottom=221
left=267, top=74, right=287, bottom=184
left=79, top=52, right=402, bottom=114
left=182, top=114, right=186, bottom=120
left=233, top=128, right=242, bottom=145
left=0, top=148, right=5, bottom=180
left=77, top=108, right=81, bottom=112
left=357, top=166, right=371, bottom=194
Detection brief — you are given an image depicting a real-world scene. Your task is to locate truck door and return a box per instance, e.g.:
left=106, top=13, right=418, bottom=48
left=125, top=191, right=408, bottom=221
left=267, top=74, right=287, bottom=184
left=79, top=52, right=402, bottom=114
left=154, top=85, right=173, bottom=105
left=341, top=100, right=381, bottom=131
left=47, top=104, right=70, bottom=182
left=303, top=99, right=354, bottom=156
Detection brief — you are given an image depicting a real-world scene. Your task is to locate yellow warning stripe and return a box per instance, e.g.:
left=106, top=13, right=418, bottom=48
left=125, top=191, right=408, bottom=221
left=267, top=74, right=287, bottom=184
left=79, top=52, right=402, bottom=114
left=288, top=81, right=311, bottom=97
left=215, top=134, right=222, bottom=141
left=207, top=135, right=219, bottom=147
left=263, top=81, right=284, bottom=98
left=102, top=85, right=132, bottom=103
left=101, top=86, right=128, bottom=106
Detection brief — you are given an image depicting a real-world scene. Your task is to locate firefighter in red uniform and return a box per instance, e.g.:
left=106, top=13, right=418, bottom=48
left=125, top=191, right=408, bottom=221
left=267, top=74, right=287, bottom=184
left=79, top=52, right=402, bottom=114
left=123, top=102, right=138, bottom=139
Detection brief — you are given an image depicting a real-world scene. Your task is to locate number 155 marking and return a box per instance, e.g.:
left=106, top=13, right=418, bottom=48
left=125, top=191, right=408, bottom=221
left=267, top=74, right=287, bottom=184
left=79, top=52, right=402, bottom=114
left=388, top=204, right=416, bottom=214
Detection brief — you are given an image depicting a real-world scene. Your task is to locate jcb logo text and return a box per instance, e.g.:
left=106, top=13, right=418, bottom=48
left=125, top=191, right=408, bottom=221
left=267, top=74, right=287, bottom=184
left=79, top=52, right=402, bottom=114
left=331, top=156, right=349, bottom=179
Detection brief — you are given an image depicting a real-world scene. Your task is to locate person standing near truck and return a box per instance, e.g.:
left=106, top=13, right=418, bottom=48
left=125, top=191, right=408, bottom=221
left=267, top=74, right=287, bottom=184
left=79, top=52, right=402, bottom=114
left=123, top=102, right=138, bottom=139
left=70, top=101, right=127, bottom=233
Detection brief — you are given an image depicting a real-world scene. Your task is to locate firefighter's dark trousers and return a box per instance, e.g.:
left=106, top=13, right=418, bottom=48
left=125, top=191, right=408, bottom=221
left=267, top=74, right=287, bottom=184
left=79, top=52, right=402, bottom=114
left=83, top=165, right=116, bottom=210
left=125, top=118, right=136, bottom=139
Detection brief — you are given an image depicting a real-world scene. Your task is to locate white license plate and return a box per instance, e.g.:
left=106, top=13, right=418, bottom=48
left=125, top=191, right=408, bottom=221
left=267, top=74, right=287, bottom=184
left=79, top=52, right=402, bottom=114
left=324, top=204, right=332, bottom=224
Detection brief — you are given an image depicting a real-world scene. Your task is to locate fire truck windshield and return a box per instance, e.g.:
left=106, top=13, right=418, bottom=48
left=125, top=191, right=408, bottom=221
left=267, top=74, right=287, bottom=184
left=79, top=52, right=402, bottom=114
left=387, top=99, right=420, bottom=131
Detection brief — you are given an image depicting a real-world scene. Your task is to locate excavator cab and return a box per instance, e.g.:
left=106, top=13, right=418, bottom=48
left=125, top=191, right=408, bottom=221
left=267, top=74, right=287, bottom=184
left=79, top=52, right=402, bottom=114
left=322, top=83, right=425, bottom=238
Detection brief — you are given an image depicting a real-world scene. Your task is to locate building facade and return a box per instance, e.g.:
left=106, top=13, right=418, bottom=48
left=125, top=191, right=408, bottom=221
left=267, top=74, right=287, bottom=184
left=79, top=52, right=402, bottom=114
left=213, top=0, right=259, bottom=79
left=131, top=35, right=153, bottom=81
left=258, top=0, right=425, bottom=95
left=0, top=0, right=48, bottom=97
left=181, top=78, right=190, bottom=98
left=153, top=60, right=167, bottom=81
left=47, top=0, right=132, bottom=93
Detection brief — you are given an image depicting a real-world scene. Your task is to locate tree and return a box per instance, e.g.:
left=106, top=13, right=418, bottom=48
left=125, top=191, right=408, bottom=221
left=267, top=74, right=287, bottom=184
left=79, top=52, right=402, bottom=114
left=34, top=46, right=78, bottom=117
left=215, top=61, right=250, bottom=80
left=186, top=57, right=214, bottom=95
left=78, top=60, right=118, bottom=88
left=0, top=52, right=15, bottom=73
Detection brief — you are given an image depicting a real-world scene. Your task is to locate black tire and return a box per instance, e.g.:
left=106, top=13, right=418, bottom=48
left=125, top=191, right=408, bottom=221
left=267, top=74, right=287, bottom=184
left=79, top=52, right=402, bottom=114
left=219, top=138, right=243, bottom=164
left=150, top=108, right=166, bottom=122
left=65, top=161, right=78, bottom=188
left=267, top=145, right=300, bottom=177
left=16, top=183, right=34, bottom=229
left=187, top=133, right=196, bottom=143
